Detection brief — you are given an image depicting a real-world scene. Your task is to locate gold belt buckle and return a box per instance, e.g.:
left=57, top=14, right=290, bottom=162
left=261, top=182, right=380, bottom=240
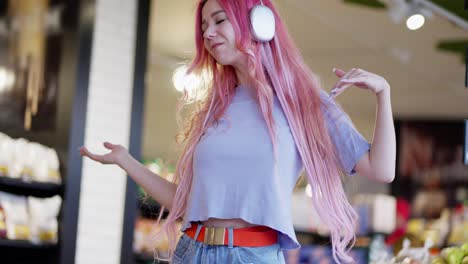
left=203, top=226, right=226, bottom=245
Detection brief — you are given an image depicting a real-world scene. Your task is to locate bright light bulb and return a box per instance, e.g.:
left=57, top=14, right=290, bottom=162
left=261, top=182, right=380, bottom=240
left=0, top=68, right=16, bottom=93
left=0, top=68, right=7, bottom=93
left=406, top=14, right=425, bottom=30
left=5, top=70, right=15, bottom=88
left=305, top=184, right=312, bottom=198
left=172, top=65, right=189, bottom=92
left=172, top=64, right=211, bottom=101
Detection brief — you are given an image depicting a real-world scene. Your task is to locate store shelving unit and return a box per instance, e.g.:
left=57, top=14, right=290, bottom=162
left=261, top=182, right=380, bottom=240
left=137, top=198, right=169, bottom=220
left=0, top=0, right=94, bottom=263
left=295, top=228, right=372, bottom=249
left=294, top=228, right=372, bottom=264
left=134, top=253, right=169, bottom=264
left=0, top=176, right=63, bottom=197
left=0, top=175, right=63, bottom=263
left=133, top=195, right=170, bottom=264
left=0, top=238, right=58, bottom=250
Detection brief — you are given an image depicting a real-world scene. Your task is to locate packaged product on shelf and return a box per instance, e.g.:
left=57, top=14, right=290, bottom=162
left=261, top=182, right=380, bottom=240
left=134, top=216, right=182, bottom=259
left=392, top=238, right=433, bottom=264
left=353, top=193, right=397, bottom=234
left=0, top=133, right=12, bottom=177
left=28, top=195, right=62, bottom=244
left=0, top=191, right=30, bottom=240
left=0, top=206, right=6, bottom=238
left=0, top=132, right=61, bottom=184
left=45, top=147, right=61, bottom=183
left=404, top=205, right=466, bottom=249
left=291, top=187, right=330, bottom=234
left=134, top=217, right=154, bottom=254
left=30, top=144, right=61, bottom=184
left=23, top=142, right=39, bottom=181
left=447, top=204, right=468, bottom=246
left=9, top=138, right=28, bottom=179
left=296, top=245, right=367, bottom=264
left=354, top=204, right=371, bottom=236
left=369, top=234, right=393, bottom=264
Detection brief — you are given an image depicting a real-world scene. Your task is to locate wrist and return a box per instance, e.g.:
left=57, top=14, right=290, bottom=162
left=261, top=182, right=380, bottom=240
left=377, top=85, right=390, bottom=100
left=117, top=152, right=135, bottom=172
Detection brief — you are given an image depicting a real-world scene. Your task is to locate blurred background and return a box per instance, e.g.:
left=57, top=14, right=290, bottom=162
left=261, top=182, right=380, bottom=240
left=0, top=0, right=466, bottom=263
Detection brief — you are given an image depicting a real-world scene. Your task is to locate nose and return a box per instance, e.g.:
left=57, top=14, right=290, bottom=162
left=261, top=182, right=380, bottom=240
left=203, top=25, right=216, bottom=39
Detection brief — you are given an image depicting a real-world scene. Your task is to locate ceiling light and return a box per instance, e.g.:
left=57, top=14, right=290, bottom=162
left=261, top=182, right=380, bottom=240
left=172, top=64, right=210, bottom=102
left=0, top=68, right=15, bottom=93
left=305, top=184, right=312, bottom=198
left=406, top=13, right=425, bottom=30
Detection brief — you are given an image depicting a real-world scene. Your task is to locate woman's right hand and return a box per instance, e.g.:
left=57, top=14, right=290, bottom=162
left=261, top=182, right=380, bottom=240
left=79, top=142, right=129, bottom=167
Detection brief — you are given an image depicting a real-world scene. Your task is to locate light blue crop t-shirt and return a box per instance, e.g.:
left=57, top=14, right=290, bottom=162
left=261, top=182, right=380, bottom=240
left=182, top=84, right=371, bottom=250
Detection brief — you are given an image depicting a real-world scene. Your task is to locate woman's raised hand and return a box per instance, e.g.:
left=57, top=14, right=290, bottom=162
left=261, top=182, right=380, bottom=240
left=330, top=67, right=390, bottom=99
left=79, top=142, right=129, bottom=167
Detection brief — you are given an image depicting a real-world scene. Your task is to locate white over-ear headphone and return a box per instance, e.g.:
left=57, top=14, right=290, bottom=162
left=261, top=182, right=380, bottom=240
left=250, top=0, right=276, bottom=42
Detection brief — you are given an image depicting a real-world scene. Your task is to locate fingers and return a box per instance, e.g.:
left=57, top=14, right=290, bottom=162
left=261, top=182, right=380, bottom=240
left=330, top=68, right=357, bottom=97
left=79, top=146, right=110, bottom=164
left=79, top=146, right=88, bottom=157
left=330, top=83, right=352, bottom=99
left=332, top=68, right=356, bottom=90
left=333, top=67, right=346, bottom=77
left=330, top=68, right=370, bottom=98
left=103, top=142, right=117, bottom=150
left=79, top=146, right=95, bottom=160
left=340, top=77, right=367, bottom=87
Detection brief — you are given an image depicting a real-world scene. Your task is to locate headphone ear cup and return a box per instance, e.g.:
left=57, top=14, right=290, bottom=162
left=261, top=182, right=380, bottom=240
left=250, top=5, right=275, bottom=42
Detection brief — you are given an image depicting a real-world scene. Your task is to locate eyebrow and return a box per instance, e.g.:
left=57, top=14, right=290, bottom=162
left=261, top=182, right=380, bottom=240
left=201, top=10, right=226, bottom=26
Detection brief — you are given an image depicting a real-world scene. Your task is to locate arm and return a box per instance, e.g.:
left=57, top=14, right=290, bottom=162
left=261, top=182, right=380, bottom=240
left=119, top=155, right=177, bottom=209
left=79, top=142, right=177, bottom=209
left=354, top=87, right=396, bottom=183
left=331, top=67, right=396, bottom=182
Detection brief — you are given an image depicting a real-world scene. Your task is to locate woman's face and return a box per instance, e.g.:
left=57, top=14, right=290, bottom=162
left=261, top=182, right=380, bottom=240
left=201, top=0, right=246, bottom=67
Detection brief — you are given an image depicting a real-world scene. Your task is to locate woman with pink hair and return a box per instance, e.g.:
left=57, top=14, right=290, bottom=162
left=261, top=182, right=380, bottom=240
left=80, top=0, right=396, bottom=263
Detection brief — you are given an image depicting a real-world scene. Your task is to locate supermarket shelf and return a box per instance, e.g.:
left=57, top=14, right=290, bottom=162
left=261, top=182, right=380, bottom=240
left=0, top=176, right=63, bottom=197
left=295, top=228, right=371, bottom=248
left=134, top=252, right=169, bottom=264
left=137, top=198, right=169, bottom=219
left=0, top=238, right=58, bottom=250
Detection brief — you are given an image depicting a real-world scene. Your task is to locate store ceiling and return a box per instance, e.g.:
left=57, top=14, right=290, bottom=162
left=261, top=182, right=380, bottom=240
left=142, top=0, right=468, bottom=160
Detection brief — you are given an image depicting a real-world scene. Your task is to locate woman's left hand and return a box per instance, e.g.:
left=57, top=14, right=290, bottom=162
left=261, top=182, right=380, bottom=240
left=330, top=67, right=390, bottom=98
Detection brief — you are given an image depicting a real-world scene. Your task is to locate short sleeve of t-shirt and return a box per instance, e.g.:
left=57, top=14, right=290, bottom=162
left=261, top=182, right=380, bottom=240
left=319, top=89, right=371, bottom=175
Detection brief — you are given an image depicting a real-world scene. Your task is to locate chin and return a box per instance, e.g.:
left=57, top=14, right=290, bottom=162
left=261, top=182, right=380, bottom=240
left=213, top=57, right=232, bottom=66
left=210, top=53, right=237, bottom=66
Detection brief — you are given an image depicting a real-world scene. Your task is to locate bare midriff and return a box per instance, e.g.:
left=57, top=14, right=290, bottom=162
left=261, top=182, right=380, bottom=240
left=201, top=218, right=258, bottom=228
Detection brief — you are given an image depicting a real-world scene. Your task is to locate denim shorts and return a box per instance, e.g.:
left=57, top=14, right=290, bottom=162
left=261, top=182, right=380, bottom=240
left=172, top=224, right=286, bottom=264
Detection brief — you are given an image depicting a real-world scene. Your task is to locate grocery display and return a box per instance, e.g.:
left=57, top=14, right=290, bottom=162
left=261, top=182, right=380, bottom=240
left=133, top=158, right=177, bottom=264
left=0, top=133, right=61, bottom=184
left=0, top=132, right=66, bottom=263
left=0, top=133, right=63, bottom=249
left=291, top=187, right=467, bottom=264
left=0, top=192, right=61, bottom=245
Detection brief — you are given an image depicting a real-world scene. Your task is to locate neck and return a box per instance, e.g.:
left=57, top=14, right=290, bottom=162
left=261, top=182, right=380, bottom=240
left=233, top=59, right=257, bottom=97
left=234, top=67, right=249, bottom=87
left=234, top=67, right=276, bottom=97
left=232, top=56, right=249, bottom=85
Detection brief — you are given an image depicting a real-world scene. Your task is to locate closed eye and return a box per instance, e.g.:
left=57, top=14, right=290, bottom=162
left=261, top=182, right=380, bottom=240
left=201, top=18, right=226, bottom=34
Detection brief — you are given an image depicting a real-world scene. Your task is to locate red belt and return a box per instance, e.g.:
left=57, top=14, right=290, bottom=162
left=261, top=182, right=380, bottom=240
left=185, top=224, right=278, bottom=247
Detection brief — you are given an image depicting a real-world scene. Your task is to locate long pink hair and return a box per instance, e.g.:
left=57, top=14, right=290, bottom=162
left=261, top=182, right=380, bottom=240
left=156, top=0, right=358, bottom=263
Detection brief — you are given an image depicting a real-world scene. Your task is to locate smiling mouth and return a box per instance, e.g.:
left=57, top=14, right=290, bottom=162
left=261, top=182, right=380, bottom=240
left=212, top=43, right=223, bottom=49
